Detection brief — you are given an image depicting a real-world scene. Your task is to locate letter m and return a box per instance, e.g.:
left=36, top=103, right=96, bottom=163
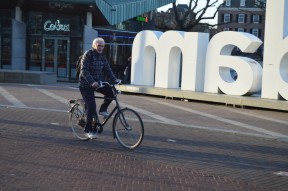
left=131, top=30, right=209, bottom=91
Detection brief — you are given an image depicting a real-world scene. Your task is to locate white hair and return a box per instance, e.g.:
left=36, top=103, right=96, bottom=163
left=92, top=37, right=105, bottom=48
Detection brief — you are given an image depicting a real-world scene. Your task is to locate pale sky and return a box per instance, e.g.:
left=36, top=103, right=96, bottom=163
left=157, top=0, right=224, bottom=25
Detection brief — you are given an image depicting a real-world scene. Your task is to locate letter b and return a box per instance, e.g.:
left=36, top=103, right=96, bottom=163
left=262, top=0, right=288, bottom=100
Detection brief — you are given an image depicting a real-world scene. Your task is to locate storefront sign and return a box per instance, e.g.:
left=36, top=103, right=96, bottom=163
left=49, top=2, right=74, bottom=10
left=43, top=20, right=70, bottom=32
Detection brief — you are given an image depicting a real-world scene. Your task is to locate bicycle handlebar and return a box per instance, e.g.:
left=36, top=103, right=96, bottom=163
left=97, top=80, right=122, bottom=89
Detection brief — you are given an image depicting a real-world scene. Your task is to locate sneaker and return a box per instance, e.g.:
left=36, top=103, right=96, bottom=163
left=99, top=111, right=109, bottom=118
left=85, top=131, right=98, bottom=139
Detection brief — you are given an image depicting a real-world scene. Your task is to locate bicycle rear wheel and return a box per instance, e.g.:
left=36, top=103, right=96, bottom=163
left=69, top=103, right=89, bottom=141
left=113, top=108, right=144, bottom=149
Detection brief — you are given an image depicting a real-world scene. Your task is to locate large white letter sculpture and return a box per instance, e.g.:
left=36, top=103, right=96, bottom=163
left=130, top=0, right=287, bottom=102
left=204, top=31, right=263, bottom=95
left=155, top=31, right=209, bottom=90
left=131, top=30, right=162, bottom=86
left=262, top=0, right=288, bottom=100
left=132, top=30, right=209, bottom=91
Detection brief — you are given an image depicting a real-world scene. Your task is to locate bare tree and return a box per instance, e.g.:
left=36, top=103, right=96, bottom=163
left=154, top=0, right=224, bottom=31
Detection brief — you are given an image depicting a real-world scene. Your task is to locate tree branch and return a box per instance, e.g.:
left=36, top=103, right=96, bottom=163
left=154, top=0, right=226, bottom=31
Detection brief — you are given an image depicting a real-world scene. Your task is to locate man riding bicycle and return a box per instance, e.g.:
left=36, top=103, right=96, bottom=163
left=78, top=37, right=120, bottom=139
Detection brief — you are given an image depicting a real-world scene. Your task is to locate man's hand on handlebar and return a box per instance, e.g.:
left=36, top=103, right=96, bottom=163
left=114, top=79, right=121, bottom=85
left=91, top=82, right=99, bottom=88
left=93, top=80, right=121, bottom=89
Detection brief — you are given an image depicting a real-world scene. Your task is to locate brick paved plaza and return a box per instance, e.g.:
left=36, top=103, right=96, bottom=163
left=0, top=83, right=287, bottom=191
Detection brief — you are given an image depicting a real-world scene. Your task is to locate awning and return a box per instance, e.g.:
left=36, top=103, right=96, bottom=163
left=0, top=0, right=176, bottom=25
left=95, top=0, right=176, bottom=25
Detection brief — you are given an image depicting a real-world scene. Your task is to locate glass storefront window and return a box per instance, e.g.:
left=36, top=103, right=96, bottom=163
left=28, top=14, right=43, bottom=34
left=104, top=43, right=133, bottom=80
left=1, top=37, right=12, bottom=69
left=0, top=18, right=12, bottom=69
left=96, top=29, right=136, bottom=80
left=70, top=37, right=82, bottom=79
left=56, top=39, right=68, bottom=77
left=95, top=28, right=135, bottom=80
left=28, top=37, right=42, bottom=71
left=44, top=39, right=55, bottom=72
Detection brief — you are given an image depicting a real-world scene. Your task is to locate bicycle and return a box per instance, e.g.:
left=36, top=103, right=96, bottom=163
left=68, top=81, right=144, bottom=150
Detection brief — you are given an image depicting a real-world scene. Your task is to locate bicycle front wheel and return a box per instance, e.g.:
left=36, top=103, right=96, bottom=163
left=69, top=103, right=89, bottom=141
left=113, top=108, right=144, bottom=149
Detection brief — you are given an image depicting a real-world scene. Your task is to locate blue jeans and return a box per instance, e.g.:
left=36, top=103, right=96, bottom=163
left=79, top=85, right=114, bottom=132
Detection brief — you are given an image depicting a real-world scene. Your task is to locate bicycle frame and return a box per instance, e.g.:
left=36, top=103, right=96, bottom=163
left=93, top=96, right=119, bottom=125
left=93, top=84, right=125, bottom=137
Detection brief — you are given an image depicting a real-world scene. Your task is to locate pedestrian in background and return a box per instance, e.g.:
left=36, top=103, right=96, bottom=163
left=124, top=56, right=131, bottom=84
